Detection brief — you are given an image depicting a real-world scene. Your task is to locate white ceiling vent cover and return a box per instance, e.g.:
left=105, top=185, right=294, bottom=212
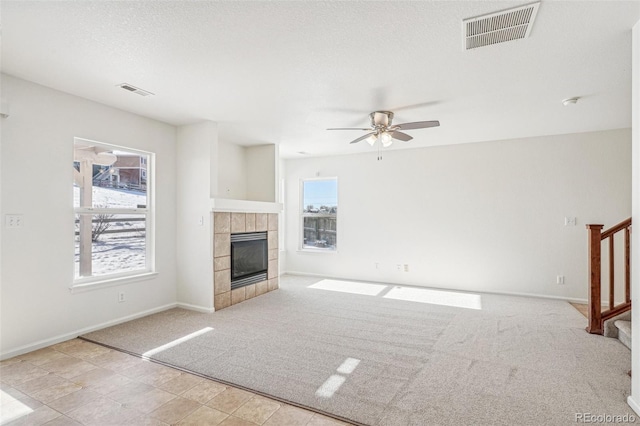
left=117, top=83, right=154, bottom=97
left=463, top=2, right=540, bottom=50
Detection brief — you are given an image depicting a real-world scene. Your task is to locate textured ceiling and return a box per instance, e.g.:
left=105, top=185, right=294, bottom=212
left=2, top=1, right=639, bottom=157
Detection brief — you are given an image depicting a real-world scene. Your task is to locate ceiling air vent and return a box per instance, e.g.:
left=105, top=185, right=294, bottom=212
left=117, top=83, right=154, bottom=97
left=463, top=2, right=540, bottom=50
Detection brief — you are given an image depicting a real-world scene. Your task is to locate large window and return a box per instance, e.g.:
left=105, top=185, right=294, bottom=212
left=301, top=178, right=337, bottom=251
left=73, top=138, right=154, bottom=284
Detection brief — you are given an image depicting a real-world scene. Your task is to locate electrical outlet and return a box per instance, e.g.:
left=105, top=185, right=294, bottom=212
left=564, top=217, right=576, bottom=226
left=556, top=275, right=565, bottom=285
left=5, top=214, right=23, bottom=228
left=118, top=292, right=125, bottom=303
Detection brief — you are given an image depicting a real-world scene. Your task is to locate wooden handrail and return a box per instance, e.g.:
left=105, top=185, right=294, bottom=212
left=586, top=219, right=632, bottom=334
left=602, top=302, right=632, bottom=322
left=601, top=218, right=632, bottom=239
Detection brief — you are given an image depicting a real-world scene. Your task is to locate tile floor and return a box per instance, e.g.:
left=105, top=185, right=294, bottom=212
left=0, top=339, right=351, bottom=426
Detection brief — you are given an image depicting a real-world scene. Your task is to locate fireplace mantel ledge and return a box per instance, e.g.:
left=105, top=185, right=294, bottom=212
left=211, top=198, right=283, bottom=213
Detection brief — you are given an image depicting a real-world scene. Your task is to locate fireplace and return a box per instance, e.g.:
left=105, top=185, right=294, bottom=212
left=213, top=212, right=279, bottom=311
left=230, top=232, right=268, bottom=289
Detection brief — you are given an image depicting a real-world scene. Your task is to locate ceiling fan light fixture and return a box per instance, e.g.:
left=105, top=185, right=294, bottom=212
left=380, top=132, right=393, bottom=148
left=365, top=134, right=377, bottom=146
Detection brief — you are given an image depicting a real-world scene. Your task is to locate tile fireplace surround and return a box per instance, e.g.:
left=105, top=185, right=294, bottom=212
left=213, top=212, right=279, bottom=311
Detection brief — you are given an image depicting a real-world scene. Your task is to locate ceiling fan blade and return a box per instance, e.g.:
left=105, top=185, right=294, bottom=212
left=394, top=120, right=440, bottom=130
left=392, top=101, right=441, bottom=112
left=327, top=127, right=372, bottom=131
left=391, top=131, right=413, bottom=142
left=349, top=132, right=375, bottom=144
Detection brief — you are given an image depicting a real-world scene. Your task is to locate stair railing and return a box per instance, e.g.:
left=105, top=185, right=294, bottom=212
left=586, top=218, right=632, bottom=334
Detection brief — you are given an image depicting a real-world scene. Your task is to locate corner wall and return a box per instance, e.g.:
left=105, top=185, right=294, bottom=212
left=217, top=139, right=247, bottom=200
left=284, top=129, right=631, bottom=301
left=176, top=121, right=217, bottom=312
left=0, top=74, right=178, bottom=358
left=246, top=145, right=276, bottom=202
left=628, top=19, right=640, bottom=417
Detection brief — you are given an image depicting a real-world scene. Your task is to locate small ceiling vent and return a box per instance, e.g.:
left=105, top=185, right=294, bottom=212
left=463, top=2, right=540, bottom=50
left=117, top=83, right=154, bottom=97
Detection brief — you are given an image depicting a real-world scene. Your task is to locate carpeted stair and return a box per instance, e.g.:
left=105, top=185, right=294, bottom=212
left=604, top=311, right=632, bottom=350
left=615, top=319, right=632, bottom=349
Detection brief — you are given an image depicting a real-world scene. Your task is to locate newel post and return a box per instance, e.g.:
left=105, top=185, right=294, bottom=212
left=586, top=224, right=604, bottom=334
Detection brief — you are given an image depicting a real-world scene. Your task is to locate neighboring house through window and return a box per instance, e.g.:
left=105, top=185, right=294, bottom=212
left=301, top=178, right=337, bottom=251
left=73, top=138, right=154, bottom=285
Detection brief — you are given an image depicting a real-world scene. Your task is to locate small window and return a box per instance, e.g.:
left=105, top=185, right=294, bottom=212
left=73, top=138, right=154, bottom=283
left=300, top=178, right=337, bottom=251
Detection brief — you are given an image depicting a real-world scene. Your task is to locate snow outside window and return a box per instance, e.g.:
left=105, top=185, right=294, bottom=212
left=300, top=178, right=337, bottom=251
left=73, top=138, right=154, bottom=285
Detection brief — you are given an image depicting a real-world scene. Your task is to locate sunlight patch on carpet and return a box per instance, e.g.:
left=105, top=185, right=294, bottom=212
left=315, top=374, right=346, bottom=398
left=308, top=279, right=387, bottom=296
left=337, top=357, right=360, bottom=374
left=383, top=286, right=482, bottom=310
left=142, top=327, right=214, bottom=358
left=316, top=356, right=362, bottom=398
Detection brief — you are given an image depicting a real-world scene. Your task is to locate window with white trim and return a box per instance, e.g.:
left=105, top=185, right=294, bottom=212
left=73, top=138, right=154, bottom=283
left=301, top=178, right=337, bottom=251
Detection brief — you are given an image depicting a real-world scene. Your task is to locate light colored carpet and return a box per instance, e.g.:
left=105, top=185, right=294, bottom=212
left=82, top=275, right=634, bottom=425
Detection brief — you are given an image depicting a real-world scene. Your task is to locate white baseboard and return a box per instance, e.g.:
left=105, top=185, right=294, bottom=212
left=283, top=271, right=328, bottom=278
left=628, top=396, right=640, bottom=416
left=176, top=302, right=215, bottom=313
left=282, top=271, right=589, bottom=304
left=0, top=303, right=177, bottom=360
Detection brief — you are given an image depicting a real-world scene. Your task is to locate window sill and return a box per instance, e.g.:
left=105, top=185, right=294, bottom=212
left=297, top=248, right=338, bottom=254
left=70, top=271, right=158, bottom=294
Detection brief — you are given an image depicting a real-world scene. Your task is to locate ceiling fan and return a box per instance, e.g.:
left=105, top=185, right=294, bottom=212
left=328, top=111, right=440, bottom=147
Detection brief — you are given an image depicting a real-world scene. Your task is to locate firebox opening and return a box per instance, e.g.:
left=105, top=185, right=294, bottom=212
left=230, top=232, right=268, bottom=289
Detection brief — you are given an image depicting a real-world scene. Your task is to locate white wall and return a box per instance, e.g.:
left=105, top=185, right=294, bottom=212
left=628, top=19, right=640, bottom=417
left=217, top=140, right=247, bottom=200
left=215, top=142, right=277, bottom=202
left=176, top=121, right=217, bottom=312
left=284, top=129, right=631, bottom=301
left=246, top=144, right=276, bottom=202
left=0, top=74, right=177, bottom=357
left=279, top=156, right=287, bottom=266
